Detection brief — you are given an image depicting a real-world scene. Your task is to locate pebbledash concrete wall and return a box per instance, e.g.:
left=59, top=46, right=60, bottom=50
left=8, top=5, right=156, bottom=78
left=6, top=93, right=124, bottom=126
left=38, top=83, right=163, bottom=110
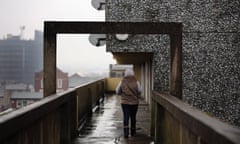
left=106, top=0, right=240, bottom=126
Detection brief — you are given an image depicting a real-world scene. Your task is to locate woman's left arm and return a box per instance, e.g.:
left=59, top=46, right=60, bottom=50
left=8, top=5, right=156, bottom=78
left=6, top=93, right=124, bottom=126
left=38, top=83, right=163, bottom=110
left=115, top=81, right=122, bottom=95
left=136, top=81, right=142, bottom=94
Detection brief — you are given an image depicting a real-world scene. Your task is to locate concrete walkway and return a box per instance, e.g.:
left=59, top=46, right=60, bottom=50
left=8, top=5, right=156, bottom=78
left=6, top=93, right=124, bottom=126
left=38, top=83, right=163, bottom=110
left=73, top=95, right=154, bottom=144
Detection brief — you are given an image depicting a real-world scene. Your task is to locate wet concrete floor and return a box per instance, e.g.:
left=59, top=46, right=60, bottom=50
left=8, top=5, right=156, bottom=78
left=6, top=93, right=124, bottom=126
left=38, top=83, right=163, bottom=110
left=72, top=94, right=154, bottom=144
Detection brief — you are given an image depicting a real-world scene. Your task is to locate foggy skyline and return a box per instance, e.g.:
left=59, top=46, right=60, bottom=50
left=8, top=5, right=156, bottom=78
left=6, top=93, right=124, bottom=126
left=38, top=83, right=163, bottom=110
left=0, top=0, right=115, bottom=75
left=0, top=0, right=105, bottom=39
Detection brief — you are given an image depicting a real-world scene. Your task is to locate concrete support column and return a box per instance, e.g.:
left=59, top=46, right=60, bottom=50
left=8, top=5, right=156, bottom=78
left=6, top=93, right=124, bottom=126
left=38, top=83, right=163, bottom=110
left=44, top=22, right=57, bottom=97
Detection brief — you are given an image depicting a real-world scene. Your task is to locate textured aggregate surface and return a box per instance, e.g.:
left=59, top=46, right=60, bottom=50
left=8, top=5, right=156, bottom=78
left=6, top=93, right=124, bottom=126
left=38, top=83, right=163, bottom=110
left=106, top=0, right=240, bottom=126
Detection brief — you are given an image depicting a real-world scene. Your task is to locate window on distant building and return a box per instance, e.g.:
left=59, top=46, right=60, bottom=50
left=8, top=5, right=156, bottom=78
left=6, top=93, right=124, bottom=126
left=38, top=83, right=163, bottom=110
left=41, top=79, right=43, bottom=89
left=17, top=101, right=22, bottom=108
left=57, top=79, right=63, bottom=89
left=23, top=100, right=27, bottom=106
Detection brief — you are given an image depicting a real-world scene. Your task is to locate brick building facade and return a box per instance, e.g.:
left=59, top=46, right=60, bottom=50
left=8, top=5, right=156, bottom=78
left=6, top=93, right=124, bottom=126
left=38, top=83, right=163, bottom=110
left=35, top=68, right=68, bottom=93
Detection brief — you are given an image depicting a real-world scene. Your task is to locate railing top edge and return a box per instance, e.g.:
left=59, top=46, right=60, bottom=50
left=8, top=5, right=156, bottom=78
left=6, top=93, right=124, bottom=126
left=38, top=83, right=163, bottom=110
left=74, top=78, right=105, bottom=89
left=152, top=91, right=240, bottom=144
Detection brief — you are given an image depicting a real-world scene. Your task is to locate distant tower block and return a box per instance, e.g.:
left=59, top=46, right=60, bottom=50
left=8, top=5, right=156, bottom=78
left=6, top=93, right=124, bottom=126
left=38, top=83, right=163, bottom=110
left=91, top=0, right=105, bottom=10
left=89, top=34, right=106, bottom=47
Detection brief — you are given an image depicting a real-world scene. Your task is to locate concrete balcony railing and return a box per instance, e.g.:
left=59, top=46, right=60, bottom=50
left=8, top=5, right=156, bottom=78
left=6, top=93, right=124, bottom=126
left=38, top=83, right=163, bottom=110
left=0, top=78, right=105, bottom=144
left=151, top=91, right=240, bottom=144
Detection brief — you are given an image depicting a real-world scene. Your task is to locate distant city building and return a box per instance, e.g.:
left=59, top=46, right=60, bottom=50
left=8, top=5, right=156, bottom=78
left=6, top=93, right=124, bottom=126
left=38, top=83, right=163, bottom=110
left=11, top=91, right=43, bottom=109
left=0, top=84, right=11, bottom=112
left=5, top=83, right=34, bottom=92
left=69, top=73, right=84, bottom=88
left=0, top=30, right=43, bottom=84
left=0, top=83, right=39, bottom=111
left=35, top=68, right=69, bottom=93
left=68, top=73, right=99, bottom=88
left=109, top=64, right=133, bottom=78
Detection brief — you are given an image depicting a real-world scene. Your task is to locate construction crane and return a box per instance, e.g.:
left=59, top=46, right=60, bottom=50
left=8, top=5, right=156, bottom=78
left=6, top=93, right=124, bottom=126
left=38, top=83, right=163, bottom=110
left=20, top=26, right=25, bottom=39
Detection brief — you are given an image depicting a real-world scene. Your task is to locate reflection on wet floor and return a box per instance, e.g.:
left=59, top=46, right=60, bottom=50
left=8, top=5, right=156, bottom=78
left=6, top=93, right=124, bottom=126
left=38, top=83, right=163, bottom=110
left=72, top=94, right=154, bottom=144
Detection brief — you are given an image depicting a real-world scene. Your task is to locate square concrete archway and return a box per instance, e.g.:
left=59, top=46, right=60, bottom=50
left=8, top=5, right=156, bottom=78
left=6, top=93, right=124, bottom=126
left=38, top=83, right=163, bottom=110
left=44, top=22, right=182, bottom=99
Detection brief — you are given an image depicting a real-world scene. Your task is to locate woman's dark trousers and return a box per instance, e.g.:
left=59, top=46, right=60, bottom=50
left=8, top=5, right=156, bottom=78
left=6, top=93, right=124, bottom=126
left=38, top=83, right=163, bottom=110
left=121, top=104, right=138, bottom=138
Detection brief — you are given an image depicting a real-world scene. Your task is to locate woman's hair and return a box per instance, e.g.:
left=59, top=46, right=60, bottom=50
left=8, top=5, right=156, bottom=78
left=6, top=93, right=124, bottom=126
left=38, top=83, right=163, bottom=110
left=124, top=69, right=134, bottom=76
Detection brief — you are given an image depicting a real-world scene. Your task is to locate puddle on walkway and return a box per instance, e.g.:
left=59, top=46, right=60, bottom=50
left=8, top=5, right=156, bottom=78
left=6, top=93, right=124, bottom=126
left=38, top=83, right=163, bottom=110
left=72, top=95, right=154, bottom=144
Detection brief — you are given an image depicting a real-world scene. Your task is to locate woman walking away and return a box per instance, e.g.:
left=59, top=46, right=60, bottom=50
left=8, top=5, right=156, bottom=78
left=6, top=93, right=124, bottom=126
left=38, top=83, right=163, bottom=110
left=116, top=69, right=142, bottom=138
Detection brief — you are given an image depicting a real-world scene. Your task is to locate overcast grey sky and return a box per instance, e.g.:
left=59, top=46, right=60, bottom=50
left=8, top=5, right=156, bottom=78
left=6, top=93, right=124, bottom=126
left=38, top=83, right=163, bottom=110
left=0, top=0, right=116, bottom=76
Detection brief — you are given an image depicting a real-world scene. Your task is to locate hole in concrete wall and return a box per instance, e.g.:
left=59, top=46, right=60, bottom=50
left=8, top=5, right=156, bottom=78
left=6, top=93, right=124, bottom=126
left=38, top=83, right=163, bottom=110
left=56, top=34, right=116, bottom=91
